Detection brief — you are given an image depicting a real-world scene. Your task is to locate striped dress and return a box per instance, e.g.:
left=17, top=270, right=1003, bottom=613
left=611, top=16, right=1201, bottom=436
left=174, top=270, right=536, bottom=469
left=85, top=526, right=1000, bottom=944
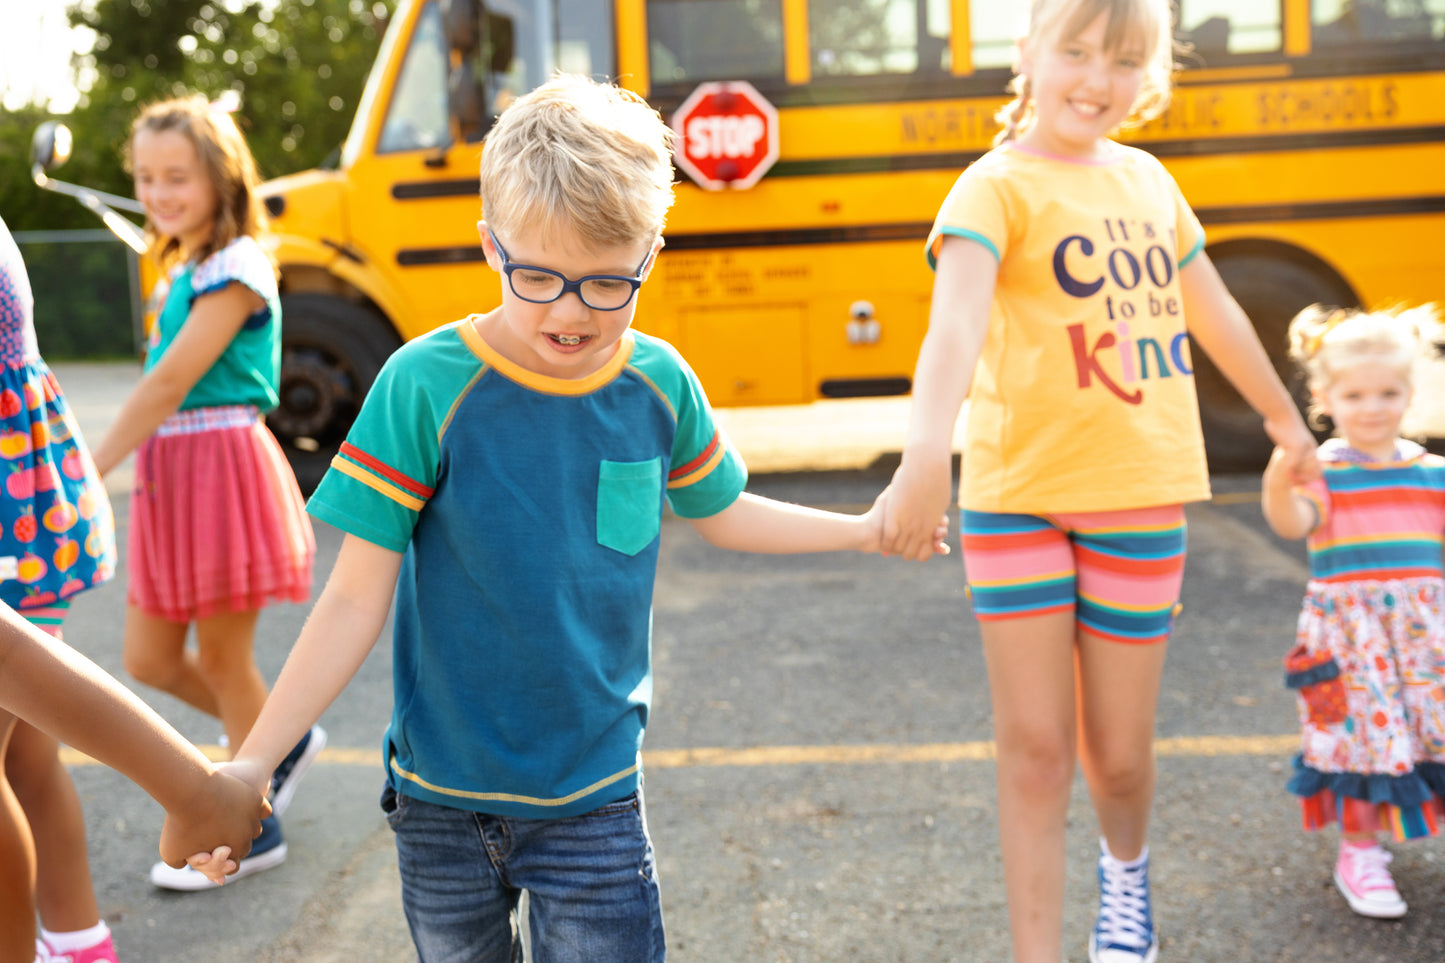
left=1285, top=438, right=1445, bottom=841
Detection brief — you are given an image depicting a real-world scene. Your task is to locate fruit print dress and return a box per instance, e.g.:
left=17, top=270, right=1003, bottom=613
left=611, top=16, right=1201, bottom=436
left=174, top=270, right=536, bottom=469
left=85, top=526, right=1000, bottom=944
left=0, top=219, right=116, bottom=614
left=1285, top=438, right=1445, bottom=841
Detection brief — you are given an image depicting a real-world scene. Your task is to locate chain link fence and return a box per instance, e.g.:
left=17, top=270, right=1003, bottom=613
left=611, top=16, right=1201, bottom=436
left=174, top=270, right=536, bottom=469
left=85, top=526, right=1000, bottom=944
left=13, top=229, right=144, bottom=361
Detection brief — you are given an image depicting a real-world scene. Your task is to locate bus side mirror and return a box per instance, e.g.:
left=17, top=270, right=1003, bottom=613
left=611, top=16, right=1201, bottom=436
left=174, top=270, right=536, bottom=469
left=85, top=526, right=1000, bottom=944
left=31, top=121, right=73, bottom=175
left=443, top=0, right=480, bottom=53
left=450, top=61, right=485, bottom=142
left=486, top=14, right=514, bottom=74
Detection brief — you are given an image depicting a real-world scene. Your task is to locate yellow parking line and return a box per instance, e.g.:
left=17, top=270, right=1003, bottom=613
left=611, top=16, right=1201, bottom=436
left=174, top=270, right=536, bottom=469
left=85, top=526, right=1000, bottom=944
left=59, top=734, right=1298, bottom=770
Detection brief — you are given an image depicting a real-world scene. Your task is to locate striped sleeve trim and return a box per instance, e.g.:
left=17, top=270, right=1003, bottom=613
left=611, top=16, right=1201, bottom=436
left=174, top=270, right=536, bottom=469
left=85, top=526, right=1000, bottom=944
left=668, top=430, right=726, bottom=489
left=339, top=442, right=435, bottom=499
left=330, top=446, right=432, bottom=512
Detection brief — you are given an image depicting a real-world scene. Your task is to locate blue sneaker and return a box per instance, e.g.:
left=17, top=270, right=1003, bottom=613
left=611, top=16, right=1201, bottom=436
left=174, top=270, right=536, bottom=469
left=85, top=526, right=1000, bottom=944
left=149, top=814, right=287, bottom=891
left=270, top=724, right=327, bottom=816
left=1089, top=840, right=1158, bottom=963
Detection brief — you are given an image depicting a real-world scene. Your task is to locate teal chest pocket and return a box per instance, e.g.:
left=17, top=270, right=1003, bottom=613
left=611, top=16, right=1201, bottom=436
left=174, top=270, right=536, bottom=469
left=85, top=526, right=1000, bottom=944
left=596, top=458, right=664, bottom=556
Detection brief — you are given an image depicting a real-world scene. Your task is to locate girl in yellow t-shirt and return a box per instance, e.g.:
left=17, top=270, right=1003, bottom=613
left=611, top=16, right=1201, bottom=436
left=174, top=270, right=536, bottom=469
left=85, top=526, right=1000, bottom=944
left=883, top=1, right=1317, bottom=961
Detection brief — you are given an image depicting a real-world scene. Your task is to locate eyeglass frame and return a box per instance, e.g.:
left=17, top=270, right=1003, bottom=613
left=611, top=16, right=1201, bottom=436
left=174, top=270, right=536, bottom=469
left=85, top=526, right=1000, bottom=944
left=485, top=228, right=654, bottom=311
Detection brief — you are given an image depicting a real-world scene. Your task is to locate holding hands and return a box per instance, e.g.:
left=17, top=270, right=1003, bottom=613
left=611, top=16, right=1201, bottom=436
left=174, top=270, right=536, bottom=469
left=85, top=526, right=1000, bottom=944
left=167, top=757, right=271, bottom=884
left=159, top=761, right=270, bottom=883
left=879, top=447, right=955, bottom=562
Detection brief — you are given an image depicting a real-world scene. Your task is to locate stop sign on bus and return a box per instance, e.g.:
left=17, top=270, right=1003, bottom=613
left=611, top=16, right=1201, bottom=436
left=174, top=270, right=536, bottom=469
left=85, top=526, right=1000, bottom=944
left=671, top=81, right=780, bottom=190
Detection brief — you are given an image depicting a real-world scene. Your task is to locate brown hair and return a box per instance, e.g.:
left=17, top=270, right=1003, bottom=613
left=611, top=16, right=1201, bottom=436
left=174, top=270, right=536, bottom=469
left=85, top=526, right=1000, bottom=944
left=126, top=94, right=269, bottom=271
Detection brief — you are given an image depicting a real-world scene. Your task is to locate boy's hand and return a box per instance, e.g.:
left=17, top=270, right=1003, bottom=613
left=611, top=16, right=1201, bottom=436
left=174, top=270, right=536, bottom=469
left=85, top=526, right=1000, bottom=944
left=185, top=845, right=237, bottom=885
left=158, top=762, right=270, bottom=872
left=881, top=452, right=954, bottom=561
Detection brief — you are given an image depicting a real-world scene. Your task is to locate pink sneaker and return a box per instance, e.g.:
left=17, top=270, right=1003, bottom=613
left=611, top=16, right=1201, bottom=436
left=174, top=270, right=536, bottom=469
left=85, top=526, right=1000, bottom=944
left=1334, top=842, right=1407, bottom=919
left=42, top=934, right=119, bottom=963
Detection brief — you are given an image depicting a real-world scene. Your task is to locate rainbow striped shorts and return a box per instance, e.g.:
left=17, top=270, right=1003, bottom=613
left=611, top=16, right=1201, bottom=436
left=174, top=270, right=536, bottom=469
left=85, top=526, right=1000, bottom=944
left=959, top=505, right=1187, bottom=644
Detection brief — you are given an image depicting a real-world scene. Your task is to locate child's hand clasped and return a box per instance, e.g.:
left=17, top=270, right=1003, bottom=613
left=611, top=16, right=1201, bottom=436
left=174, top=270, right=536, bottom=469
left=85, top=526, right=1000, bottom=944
left=866, top=486, right=950, bottom=559
left=159, top=761, right=270, bottom=883
left=1264, top=414, right=1320, bottom=484
left=879, top=452, right=954, bottom=561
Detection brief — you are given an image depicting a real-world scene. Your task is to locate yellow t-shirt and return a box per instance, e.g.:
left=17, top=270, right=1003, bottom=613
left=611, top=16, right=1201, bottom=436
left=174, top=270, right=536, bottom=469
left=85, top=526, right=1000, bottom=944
left=926, top=142, right=1212, bottom=513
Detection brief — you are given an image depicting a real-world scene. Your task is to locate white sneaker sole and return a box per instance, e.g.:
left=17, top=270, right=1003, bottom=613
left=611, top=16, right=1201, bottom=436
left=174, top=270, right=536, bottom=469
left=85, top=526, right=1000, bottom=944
left=1089, top=933, right=1159, bottom=963
left=271, top=725, right=327, bottom=817
left=149, top=842, right=288, bottom=891
left=1334, top=867, right=1407, bottom=918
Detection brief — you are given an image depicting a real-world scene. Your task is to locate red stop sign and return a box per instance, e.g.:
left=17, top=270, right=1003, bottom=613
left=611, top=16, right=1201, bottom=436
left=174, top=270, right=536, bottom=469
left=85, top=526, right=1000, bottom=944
left=671, top=81, right=780, bottom=190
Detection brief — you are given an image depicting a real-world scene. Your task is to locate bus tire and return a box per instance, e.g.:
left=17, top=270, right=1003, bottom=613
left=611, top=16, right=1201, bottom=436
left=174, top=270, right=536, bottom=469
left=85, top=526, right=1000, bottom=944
left=268, top=293, right=402, bottom=493
left=1193, top=250, right=1357, bottom=471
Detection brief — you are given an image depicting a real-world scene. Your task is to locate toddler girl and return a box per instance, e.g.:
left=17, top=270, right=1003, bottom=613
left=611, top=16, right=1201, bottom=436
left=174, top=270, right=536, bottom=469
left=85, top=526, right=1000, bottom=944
left=1261, top=303, right=1445, bottom=919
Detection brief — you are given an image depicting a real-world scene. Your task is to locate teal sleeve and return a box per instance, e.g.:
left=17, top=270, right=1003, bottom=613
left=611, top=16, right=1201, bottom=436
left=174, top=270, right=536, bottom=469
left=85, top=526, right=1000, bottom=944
left=306, top=329, right=465, bottom=551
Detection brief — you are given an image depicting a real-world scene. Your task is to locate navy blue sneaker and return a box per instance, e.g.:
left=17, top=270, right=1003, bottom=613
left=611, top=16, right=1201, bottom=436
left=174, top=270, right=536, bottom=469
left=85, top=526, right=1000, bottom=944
left=149, top=814, right=287, bottom=891
left=1089, top=840, right=1158, bottom=963
left=270, top=724, right=327, bottom=816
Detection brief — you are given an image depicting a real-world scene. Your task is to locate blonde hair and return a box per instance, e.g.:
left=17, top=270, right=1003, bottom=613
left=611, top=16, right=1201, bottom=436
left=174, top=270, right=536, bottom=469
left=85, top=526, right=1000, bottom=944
left=995, top=0, right=1178, bottom=146
left=126, top=94, right=269, bottom=272
left=1288, top=303, right=1434, bottom=428
left=479, top=75, right=675, bottom=250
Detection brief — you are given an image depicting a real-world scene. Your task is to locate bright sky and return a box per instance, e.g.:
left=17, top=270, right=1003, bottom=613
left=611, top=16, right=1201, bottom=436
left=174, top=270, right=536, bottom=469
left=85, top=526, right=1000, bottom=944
left=0, top=1, right=95, bottom=112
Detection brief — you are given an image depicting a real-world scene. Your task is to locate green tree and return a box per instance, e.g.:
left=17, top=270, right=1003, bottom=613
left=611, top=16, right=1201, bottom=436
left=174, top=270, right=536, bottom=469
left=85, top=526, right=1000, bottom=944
left=66, top=0, right=394, bottom=193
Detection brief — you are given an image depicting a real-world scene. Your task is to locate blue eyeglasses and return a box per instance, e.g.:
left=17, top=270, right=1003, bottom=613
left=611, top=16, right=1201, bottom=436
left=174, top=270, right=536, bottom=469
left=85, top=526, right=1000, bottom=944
left=487, top=229, right=652, bottom=311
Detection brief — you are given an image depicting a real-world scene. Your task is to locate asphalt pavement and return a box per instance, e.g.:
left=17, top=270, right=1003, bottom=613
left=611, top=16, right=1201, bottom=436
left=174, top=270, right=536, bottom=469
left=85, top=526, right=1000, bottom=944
left=35, top=363, right=1445, bottom=962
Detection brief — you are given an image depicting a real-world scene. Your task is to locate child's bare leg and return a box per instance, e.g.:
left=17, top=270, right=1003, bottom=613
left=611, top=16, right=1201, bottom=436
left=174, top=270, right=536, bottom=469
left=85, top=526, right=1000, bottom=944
left=122, top=605, right=219, bottom=716
left=0, top=713, right=38, bottom=963
left=1075, top=632, right=1169, bottom=861
left=194, top=609, right=266, bottom=751
left=5, top=720, right=100, bottom=932
left=980, top=610, right=1079, bottom=963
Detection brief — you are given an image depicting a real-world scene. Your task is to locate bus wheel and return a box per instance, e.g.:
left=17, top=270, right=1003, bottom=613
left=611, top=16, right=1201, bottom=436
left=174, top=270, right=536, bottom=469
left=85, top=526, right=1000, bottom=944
left=268, top=293, right=401, bottom=493
left=1193, top=252, right=1357, bottom=471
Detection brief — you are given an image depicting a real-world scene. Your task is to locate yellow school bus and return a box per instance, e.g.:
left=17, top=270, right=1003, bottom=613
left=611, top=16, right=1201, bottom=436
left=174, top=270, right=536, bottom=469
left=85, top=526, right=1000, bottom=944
left=240, top=0, right=1445, bottom=483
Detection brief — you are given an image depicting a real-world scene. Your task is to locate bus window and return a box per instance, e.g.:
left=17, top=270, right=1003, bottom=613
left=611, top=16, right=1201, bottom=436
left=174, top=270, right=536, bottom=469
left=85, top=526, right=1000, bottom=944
left=969, top=4, right=1026, bottom=70
left=481, top=0, right=556, bottom=113
left=646, top=0, right=786, bottom=85
left=557, top=0, right=615, bottom=77
left=1313, top=0, right=1442, bottom=46
left=807, top=0, right=948, bottom=76
left=377, top=1, right=450, bottom=153
left=1176, top=1, right=1282, bottom=61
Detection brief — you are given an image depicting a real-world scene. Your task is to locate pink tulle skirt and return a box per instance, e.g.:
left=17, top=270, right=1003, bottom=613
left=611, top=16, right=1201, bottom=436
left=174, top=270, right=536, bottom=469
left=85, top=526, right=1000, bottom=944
left=127, top=407, right=314, bottom=622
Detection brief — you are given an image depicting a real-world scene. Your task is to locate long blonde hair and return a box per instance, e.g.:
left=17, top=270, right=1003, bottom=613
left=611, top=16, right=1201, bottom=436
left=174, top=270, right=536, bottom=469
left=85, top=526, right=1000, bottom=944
left=126, top=94, right=269, bottom=271
left=995, top=0, right=1178, bottom=146
left=1288, top=303, right=1435, bottom=429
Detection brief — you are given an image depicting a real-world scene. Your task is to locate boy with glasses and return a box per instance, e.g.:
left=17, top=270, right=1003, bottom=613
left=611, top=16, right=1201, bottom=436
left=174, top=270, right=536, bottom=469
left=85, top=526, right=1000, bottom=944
left=171, top=74, right=945, bottom=961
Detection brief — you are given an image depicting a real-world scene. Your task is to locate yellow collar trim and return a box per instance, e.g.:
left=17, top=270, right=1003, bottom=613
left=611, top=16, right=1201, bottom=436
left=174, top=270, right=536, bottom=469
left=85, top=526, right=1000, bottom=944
left=458, top=317, right=634, bottom=395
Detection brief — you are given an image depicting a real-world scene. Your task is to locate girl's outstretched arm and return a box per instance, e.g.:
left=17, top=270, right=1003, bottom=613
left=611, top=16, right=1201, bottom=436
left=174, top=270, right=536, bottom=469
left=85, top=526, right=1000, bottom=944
left=1178, top=253, right=1318, bottom=481
left=0, top=603, right=267, bottom=868
left=883, top=236, right=996, bottom=561
left=1260, top=445, right=1319, bottom=540
left=90, top=282, right=263, bottom=476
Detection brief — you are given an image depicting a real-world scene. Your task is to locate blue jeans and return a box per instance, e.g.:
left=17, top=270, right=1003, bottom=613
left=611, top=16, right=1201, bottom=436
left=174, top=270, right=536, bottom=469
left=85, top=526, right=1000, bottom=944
left=381, top=783, right=666, bottom=963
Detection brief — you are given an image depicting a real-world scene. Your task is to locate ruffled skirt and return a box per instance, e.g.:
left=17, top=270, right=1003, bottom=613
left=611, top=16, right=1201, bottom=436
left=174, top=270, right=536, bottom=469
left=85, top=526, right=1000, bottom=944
left=127, top=406, right=314, bottom=621
left=1284, top=577, right=1445, bottom=841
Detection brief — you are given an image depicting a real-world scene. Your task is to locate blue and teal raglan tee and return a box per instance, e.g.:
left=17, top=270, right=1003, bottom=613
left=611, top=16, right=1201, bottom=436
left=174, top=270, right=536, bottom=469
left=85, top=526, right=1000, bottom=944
left=306, top=320, right=747, bottom=819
